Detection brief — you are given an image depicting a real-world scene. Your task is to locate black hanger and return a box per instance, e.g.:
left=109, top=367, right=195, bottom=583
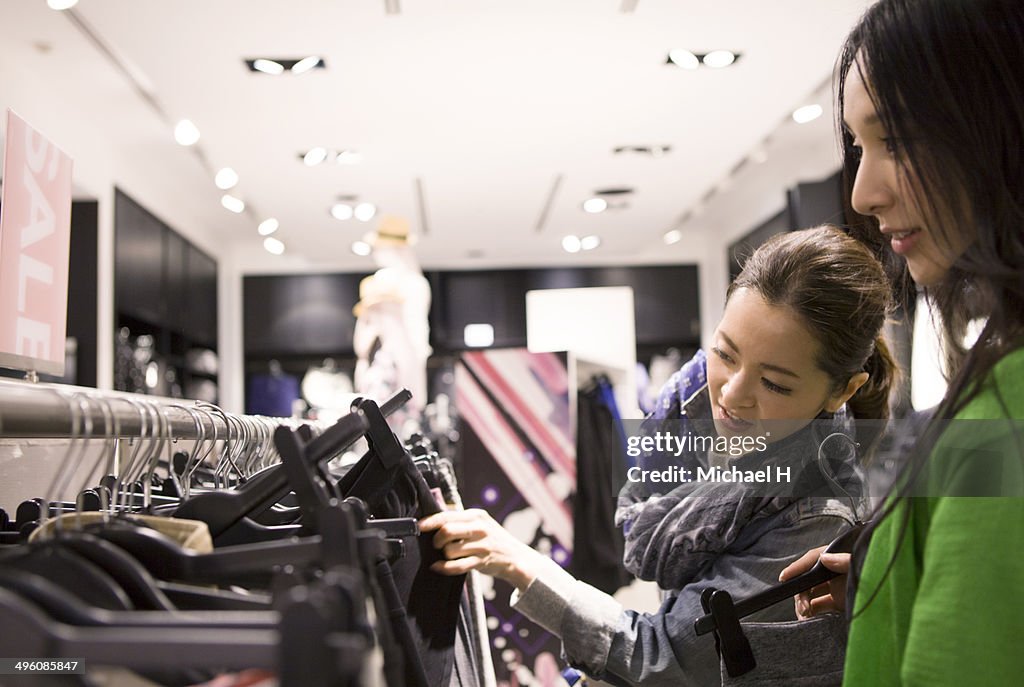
left=693, top=523, right=865, bottom=677
left=0, top=537, right=134, bottom=611
left=338, top=392, right=413, bottom=510
left=0, top=586, right=277, bottom=672
left=0, top=566, right=277, bottom=630
left=52, top=531, right=176, bottom=611
left=171, top=409, right=369, bottom=537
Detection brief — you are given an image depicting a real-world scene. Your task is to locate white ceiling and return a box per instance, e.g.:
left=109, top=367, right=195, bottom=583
left=0, top=0, right=871, bottom=273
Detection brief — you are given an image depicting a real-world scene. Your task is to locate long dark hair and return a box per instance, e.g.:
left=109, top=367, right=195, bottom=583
left=729, top=226, right=897, bottom=438
left=836, top=0, right=1024, bottom=605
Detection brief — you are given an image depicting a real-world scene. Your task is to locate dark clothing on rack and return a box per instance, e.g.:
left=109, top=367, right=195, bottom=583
left=340, top=449, right=468, bottom=687
left=569, top=377, right=632, bottom=595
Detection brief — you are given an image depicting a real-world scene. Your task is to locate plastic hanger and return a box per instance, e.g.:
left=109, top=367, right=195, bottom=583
left=692, top=431, right=867, bottom=677
left=171, top=410, right=369, bottom=537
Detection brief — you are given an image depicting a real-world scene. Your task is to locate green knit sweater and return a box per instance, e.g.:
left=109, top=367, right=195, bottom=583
left=843, top=348, right=1024, bottom=686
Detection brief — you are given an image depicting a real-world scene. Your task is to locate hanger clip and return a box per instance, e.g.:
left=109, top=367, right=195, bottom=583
left=700, top=588, right=756, bottom=677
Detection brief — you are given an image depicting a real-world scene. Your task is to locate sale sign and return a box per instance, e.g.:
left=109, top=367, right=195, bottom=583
left=0, top=109, right=74, bottom=376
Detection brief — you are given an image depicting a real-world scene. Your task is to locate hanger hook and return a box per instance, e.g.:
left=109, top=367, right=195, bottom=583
left=169, top=403, right=204, bottom=499
left=44, top=390, right=85, bottom=537
left=816, top=431, right=863, bottom=523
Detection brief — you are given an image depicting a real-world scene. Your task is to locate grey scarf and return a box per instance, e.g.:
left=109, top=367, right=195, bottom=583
left=615, top=386, right=858, bottom=590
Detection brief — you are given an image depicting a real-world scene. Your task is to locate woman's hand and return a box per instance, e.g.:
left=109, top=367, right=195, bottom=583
left=419, top=509, right=547, bottom=592
left=779, top=546, right=851, bottom=618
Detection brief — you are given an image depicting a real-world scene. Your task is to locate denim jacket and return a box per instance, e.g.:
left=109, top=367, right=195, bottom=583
left=510, top=350, right=861, bottom=686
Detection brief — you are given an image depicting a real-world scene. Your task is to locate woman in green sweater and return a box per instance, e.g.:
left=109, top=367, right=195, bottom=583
left=781, top=0, right=1024, bottom=684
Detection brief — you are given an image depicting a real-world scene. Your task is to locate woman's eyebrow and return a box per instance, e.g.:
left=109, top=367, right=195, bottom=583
left=843, top=112, right=881, bottom=132
left=720, top=332, right=801, bottom=379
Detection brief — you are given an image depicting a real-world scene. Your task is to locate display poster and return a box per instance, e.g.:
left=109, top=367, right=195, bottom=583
left=0, top=109, right=74, bottom=376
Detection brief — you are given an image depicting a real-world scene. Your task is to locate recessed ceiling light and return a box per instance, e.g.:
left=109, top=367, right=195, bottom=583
left=702, top=50, right=737, bottom=68
left=792, top=104, right=824, bottom=124
left=331, top=203, right=354, bottom=221
left=291, top=56, right=322, bottom=74
left=354, top=202, right=377, bottom=222
left=263, top=237, right=285, bottom=255
left=303, top=147, right=328, bottom=166
left=562, top=235, right=582, bottom=253
left=258, top=218, right=279, bottom=236
left=221, top=194, right=245, bottom=213
left=580, top=235, right=601, bottom=251
left=252, top=59, right=285, bottom=75
left=174, top=119, right=200, bottom=146
left=664, top=229, right=683, bottom=245
left=215, top=167, right=239, bottom=190
left=582, top=197, right=608, bottom=213
left=246, top=58, right=327, bottom=74
left=47, top=0, right=78, bottom=9
left=336, top=150, right=363, bottom=165
left=668, top=49, right=699, bottom=70
left=351, top=240, right=372, bottom=256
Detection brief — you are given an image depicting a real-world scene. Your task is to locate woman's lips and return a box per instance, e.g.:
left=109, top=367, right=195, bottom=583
left=884, top=228, right=922, bottom=255
left=717, top=405, right=754, bottom=433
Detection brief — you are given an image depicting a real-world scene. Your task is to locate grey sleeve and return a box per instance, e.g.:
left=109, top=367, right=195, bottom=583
left=512, top=513, right=851, bottom=687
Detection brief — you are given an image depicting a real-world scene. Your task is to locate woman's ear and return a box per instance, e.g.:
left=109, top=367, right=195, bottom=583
left=825, top=371, right=870, bottom=413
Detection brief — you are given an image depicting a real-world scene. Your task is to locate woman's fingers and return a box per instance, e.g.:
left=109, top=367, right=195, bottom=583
left=807, top=593, right=842, bottom=616
left=431, top=521, right=487, bottom=548
left=419, top=508, right=489, bottom=532
left=780, top=545, right=827, bottom=581
left=431, top=556, right=483, bottom=576
left=818, top=552, right=851, bottom=573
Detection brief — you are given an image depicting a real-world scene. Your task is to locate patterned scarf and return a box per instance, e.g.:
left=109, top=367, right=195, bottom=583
left=615, top=385, right=859, bottom=590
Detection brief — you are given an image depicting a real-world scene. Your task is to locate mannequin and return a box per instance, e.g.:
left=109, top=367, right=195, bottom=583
left=353, top=216, right=432, bottom=421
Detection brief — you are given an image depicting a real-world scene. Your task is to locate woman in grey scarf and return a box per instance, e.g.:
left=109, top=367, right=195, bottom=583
left=422, top=225, right=896, bottom=686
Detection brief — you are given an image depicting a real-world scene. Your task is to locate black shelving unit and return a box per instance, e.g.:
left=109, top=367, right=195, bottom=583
left=114, top=189, right=218, bottom=400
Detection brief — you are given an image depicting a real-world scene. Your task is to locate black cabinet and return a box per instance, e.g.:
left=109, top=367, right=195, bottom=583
left=164, top=228, right=188, bottom=334
left=243, top=273, right=368, bottom=356
left=187, top=245, right=218, bottom=348
left=114, top=189, right=218, bottom=399
left=245, top=265, right=700, bottom=358
left=432, top=266, right=700, bottom=350
left=114, top=191, right=164, bottom=325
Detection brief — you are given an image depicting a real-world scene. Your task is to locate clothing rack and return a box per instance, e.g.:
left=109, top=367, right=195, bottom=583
left=0, top=377, right=298, bottom=439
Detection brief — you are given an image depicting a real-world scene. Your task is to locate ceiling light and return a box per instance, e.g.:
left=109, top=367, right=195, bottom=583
left=664, top=229, right=683, bottom=245
left=582, top=197, right=608, bottom=213
left=336, top=150, right=363, bottom=165
left=702, top=50, right=737, bottom=68
left=215, top=167, right=239, bottom=190
left=47, top=0, right=78, bottom=9
left=252, top=59, right=285, bottom=75
left=792, top=104, right=824, bottom=124
left=173, top=119, right=200, bottom=146
left=580, top=235, right=601, bottom=251
left=331, top=203, right=354, bottom=221
left=562, top=235, right=582, bottom=253
left=668, top=49, right=699, bottom=70
left=303, top=147, right=328, bottom=166
left=464, top=324, right=494, bottom=348
left=258, top=218, right=279, bottom=236
left=221, top=194, right=245, bottom=213
left=354, top=202, right=377, bottom=222
left=351, top=240, right=372, bottom=256
left=291, top=56, right=322, bottom=74
left=263, top=237, right=285, bottom=255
